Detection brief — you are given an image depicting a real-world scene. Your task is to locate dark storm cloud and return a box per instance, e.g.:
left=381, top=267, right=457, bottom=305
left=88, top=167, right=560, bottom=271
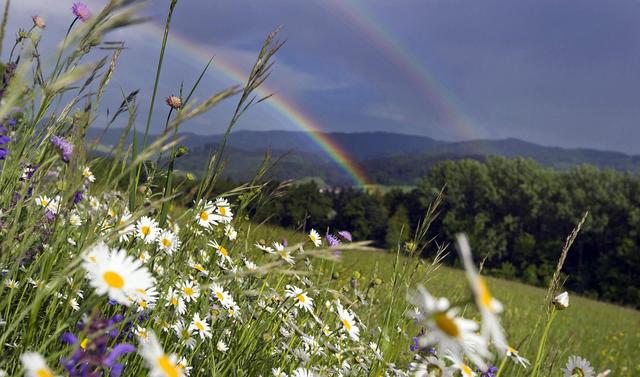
left=4, top=0, right=640, bottom=152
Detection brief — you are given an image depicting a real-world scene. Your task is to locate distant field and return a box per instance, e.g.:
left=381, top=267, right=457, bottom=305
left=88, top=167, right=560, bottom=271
left=248, top=224, right=640, bottom=376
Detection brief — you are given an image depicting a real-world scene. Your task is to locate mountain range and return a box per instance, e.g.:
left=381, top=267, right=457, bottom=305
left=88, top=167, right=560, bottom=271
left=87, top=128, right=640, bottom=186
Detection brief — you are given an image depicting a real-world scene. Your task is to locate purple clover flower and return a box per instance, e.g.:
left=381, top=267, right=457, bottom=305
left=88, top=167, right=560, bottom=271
left=71, top=2, right=91, bottom=22
left=51, top=135, right=73, bottom=163
left=73, top=190, right=84, bottom=204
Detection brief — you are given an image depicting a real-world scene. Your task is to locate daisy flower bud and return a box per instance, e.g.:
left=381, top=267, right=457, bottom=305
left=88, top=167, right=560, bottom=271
left=166, top=95, right=182, bottom=110
left=553, top=291, right=569, bottom=310
left=32, top=16, right=45, bottom=29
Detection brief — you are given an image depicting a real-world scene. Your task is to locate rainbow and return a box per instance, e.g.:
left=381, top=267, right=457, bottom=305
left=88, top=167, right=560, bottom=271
left=326, top=0, right=481, bottom=144
left=139, top=22, right=371, bottom=187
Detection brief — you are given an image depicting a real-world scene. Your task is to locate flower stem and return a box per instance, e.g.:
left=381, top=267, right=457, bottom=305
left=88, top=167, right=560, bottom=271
left=530, top=307, right=558, bottom=377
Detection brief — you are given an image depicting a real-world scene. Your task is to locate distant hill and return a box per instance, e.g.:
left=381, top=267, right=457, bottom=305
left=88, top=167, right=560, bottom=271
left=86, top=128, right=640, bottom=185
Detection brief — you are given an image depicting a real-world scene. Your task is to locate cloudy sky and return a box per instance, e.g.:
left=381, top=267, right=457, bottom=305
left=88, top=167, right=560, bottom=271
left=4, top=0, right=640, bottom=153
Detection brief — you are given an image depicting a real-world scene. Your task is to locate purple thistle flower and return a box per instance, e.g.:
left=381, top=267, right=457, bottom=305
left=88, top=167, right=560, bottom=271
left=0, top=135, right=10, bottom=145
left=409, top=336, right=420, bottom=352
left=51, top=135, right=73, bottom=163
left=71, top=2, right=91, bottom=22
left=0, top=148, right=7, bottom=160
left=338, top=230, right=353, bottom=242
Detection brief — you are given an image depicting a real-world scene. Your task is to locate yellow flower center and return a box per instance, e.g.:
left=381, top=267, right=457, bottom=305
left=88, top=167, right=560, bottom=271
left=342, top=318, right=352, bottom=331
left=141, top=226, right=150, bottom=236
left=477, top=277, right=494, bottom=310
left=296, top=294, right=306, bottom=303
left=36, top=369, right=53, bottom=377
left=218, top=247, right=228, bottom=257
left=572, top=368, right=586, bottom=377
left=103, top=271, right=125, bottom=289
left=195, top=321, right=205, bottom=331
left=80, top=338, right=89, bottom=349
left=200, top=211, right=209, bottom=221
left=434, top=313, right=460, bottom=338
left=462, top=364, right=473, bottom=376
left=157, top=355, right=180, bottom=377
left=219, top=207, right=226, bottom=216
left=171, top=297, right=178, bottom=305
left=162, top=238, right=172, bottom=247
left=215, top=291, right=225, bottom=301
left=194, top=264, right=205, bottom=272
left=183, top=287, right=194, bottom=296
left=41, top=200, right=49, bottom=207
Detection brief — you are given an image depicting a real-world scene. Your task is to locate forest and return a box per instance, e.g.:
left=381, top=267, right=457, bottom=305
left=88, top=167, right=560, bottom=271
left=254, top=157, right=640, bottom=307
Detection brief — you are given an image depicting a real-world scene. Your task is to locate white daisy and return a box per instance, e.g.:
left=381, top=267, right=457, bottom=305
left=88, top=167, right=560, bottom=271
left=292, top=367, right=314, bottom=377
left=117, top=211, right=135, bottom=242
left=189, top=313, right=212, bottom=339
left=456, top=234, right=507, bottom=352
left=447, top=352, right=477, bottom=377
left=309, top=229, right=321, bottom=247
left=165, top=287, right=187, bottom=315
left=506, top=345, right=530, bottom=368
left=178, top=280, right=200, bottom=303
left=285, top=285, right=314, bottom=312
left=224, top=224, right=238, bottom=240
left=157, top=230, right=180, bottom=254
left=216, top=340, right=229, bottom=352
left=209, top=239, right=231, bottom=264
left=82, top=243, right=155, bottom=306
left=255, top=242, right=275, bottom=254
left=195, top=201, right=217, bottom=229
left=214, top=197, right=233, bottom=223
left=136, top=216, right=160, bottom=244
left=20, top=352, right=56, bottom=377
left=563, top=356, right=595, bottom=377
left=69, top=212, right=82, bottom=227
left=336, top=301, right=360, bottom=341
left=138, top=331, right=184, bottom=377
left=210, top=283, right=233, bottom=308
left=82, top=166, right=95, bottom=182
left=408, top=285, right=489, bottom=370
left=35, top=195, right=61, bottom=214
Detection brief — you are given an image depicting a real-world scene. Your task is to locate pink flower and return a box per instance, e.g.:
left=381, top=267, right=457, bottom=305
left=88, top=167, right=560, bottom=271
left=71, top=2, right=91, bottom=22
left=32, top=16, right=46, bottom=29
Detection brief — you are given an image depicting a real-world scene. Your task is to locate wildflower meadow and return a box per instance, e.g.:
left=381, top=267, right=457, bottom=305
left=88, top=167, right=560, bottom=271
left=0, top=1, right=637, bottom=376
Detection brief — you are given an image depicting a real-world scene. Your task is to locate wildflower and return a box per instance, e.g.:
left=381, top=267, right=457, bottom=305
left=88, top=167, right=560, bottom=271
left=195, top=204, right=216, bottom=229
left=409, top=356, right=452, bottom=377
left=51, top=135, right=73, bottom=162
left=309, top=229, right=322, bottom=247
left=20, top=352, right=56, bottom=377
left=456, top=234, right=507, bottom=352
left=166, top=95, right=182, bottom=110
left=292, top=368, right=314, bottom=377
left=447, top=352, right=477, bottom=377
left=209, top=239, right=231, bottom=264
left=408, top=285, right=489, bottom=370
left=178, top=280, right=200, bottom=302
left=326, top=233, right=341, bottom=247
left=71, top=2, right=91, bottom=22
left=32, top=15, right=46, bottom=28
left=336, top=301, right=359, bottom=341
left=157, top=230, right=180, bottom=254
left=256, top=241, right=275, bottom=253
left=138, top=331, right=184, bottom=377
left=82, top=243, right=155, bottom=306
left=82, top=166, right=95, bottom=182
left=36, top=195, right=61, bottom=214
left=285, top=285, right=314, bottom=312
left=136, top=216, right=160, bottom=244
left=553, top=291, right=570, bottom=310
left=224, top=224, right=238, bottom=241
left=506, top=345, right=530, bottom=368
left=214, top=197, right=233, bottom=223
left=243, top=258, right=257, bottom=271
left=477, top=365, right=498, bottom=377
left=211, top=283, right=232, bottom=307
left=338, top=230, right=353, bottom=242
left=562, top=356, right=595, bottom=377
left=117, top=211, right=135, bottom=242
left=189, top=313, right=212, bottom=339
left=272, top=368, right=288, bottom=377
left=165, top=287, right=186, bottom=315
left=216, top=340, right=229, bottom=353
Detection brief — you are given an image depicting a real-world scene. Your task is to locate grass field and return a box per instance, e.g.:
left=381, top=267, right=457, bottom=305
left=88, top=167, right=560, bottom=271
left=250, top=224, right=640, bottom=375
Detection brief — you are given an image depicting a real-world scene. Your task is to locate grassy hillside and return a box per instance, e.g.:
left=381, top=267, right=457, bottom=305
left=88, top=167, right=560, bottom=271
left=248, top=224, right=640, bottom=375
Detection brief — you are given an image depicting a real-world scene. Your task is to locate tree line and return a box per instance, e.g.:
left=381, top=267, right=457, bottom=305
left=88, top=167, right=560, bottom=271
left=253, top=157, right=640, bottom=307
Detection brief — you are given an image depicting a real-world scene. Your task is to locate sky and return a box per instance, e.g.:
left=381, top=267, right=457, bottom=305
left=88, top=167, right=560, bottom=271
left=4, top=0, right=640, bottom=154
